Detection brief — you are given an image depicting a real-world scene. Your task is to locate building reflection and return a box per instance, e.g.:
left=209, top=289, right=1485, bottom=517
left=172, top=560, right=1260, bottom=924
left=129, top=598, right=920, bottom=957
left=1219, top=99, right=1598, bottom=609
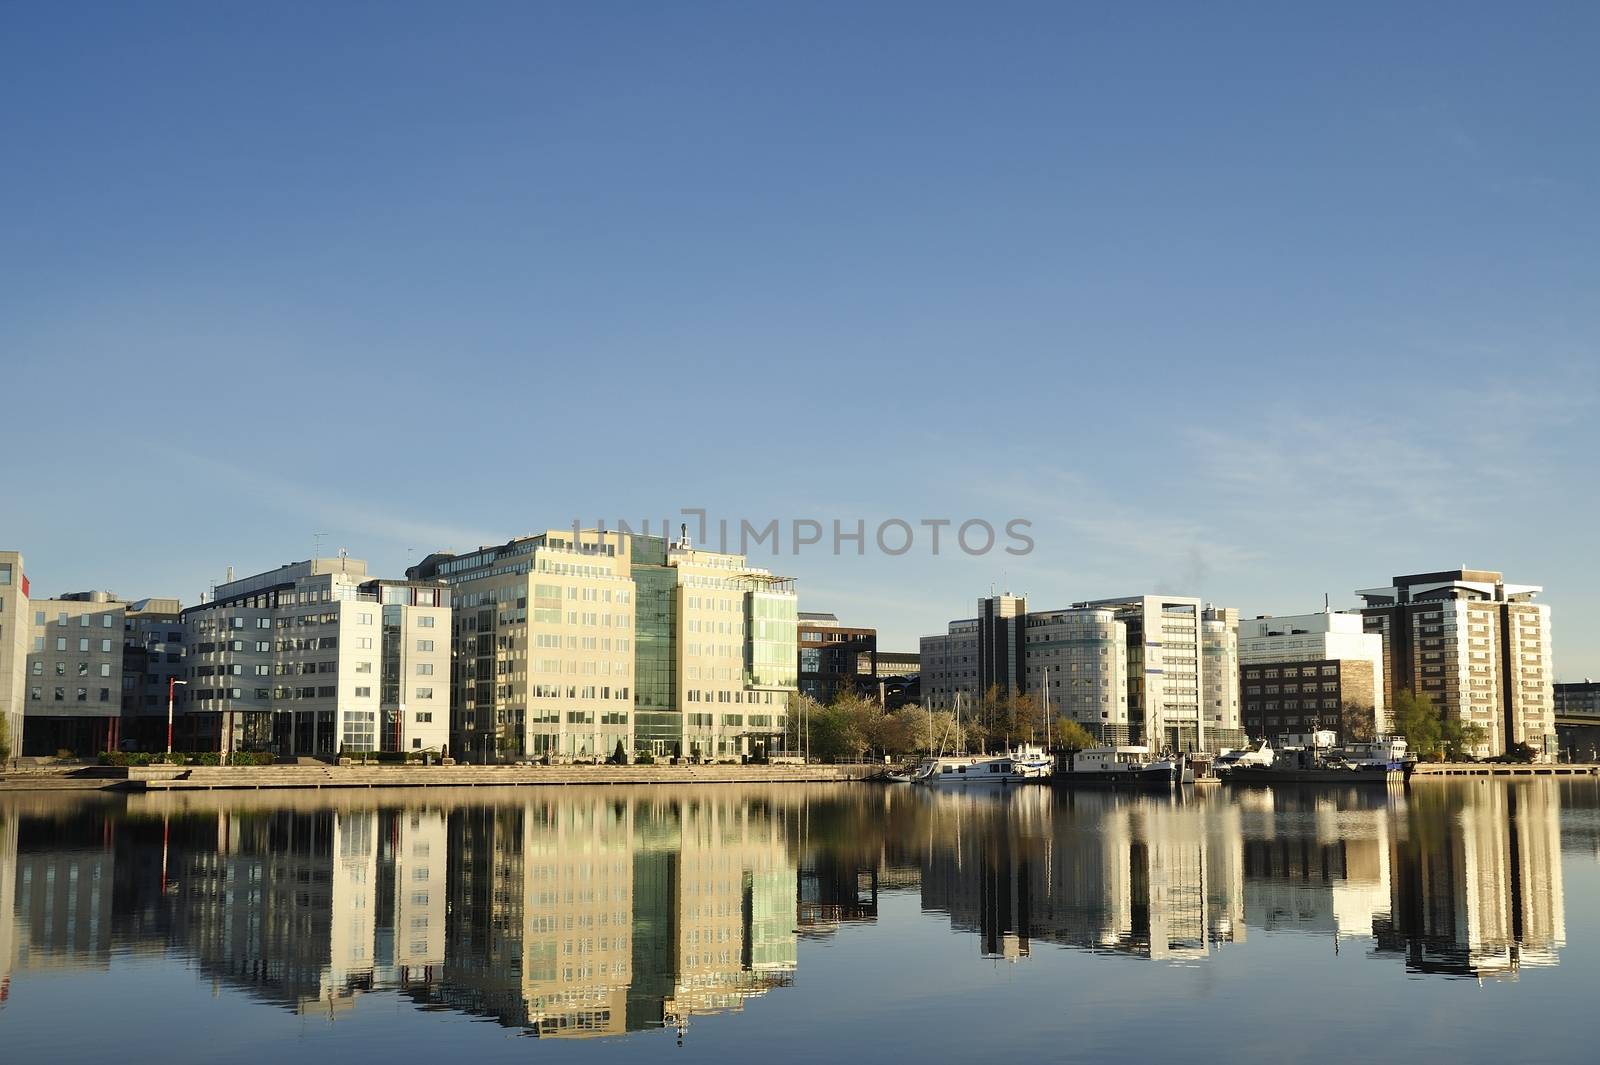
left=1374, top=781, right=1566, bottom=978
left=904, top=779, right=1567, bottom=979
left=0, top=777, right=1582, bottom=1037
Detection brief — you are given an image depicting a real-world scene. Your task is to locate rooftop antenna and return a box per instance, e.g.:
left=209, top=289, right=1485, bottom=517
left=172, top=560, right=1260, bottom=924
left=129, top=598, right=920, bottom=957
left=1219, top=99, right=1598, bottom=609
left=1324, top=592, right=1330, bottom=612
left=313, top=532, right=328, bottom=560
left=338, top=547, right=349, bottom=572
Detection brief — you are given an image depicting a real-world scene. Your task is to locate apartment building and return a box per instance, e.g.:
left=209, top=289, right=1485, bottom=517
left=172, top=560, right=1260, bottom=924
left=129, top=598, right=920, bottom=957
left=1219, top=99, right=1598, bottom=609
left=1238, top=611, right=1385, bottom=741
left=179, top=558, right=451, bottom=756
left=23, top=591, right=127, bottom=755
left=1357, top=569, right=1555, bottom=759
left=409, top=529, right=798, bottom=762
left=0, top=552, right=27, bottom=758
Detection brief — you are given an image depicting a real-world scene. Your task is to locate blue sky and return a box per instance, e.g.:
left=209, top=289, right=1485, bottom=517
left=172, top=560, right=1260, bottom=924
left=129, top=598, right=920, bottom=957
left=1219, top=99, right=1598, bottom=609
left=3, top=2, right=1597, bottom=673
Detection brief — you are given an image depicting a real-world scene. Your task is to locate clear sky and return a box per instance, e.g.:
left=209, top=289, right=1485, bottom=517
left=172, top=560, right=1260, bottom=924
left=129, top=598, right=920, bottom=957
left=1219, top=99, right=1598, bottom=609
left=3, top=2, right=1597, bottom=674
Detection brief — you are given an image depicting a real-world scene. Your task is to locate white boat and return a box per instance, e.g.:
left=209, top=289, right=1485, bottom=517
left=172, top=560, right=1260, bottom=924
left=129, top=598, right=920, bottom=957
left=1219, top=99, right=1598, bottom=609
left=1215, top=741, right=1275, bottom=773
left=1006, top=742, right=1054, bottom=779
left=1057, top=745, right=1176, bottom=787
left=1337, top=735, right=1407, bottom=770
left=911, top=752, right=1040, bottom=786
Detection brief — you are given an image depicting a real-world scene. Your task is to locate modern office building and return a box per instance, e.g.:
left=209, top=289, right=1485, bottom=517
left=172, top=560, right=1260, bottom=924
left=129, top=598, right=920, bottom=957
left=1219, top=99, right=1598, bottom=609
left=920, top=594, right=1026, bottom=711
left=409, top=529, right=797, bottom=762
left=797, top=613, right=875, bottom=703
left=1357, top=569, right=1556, bottom=759
left=1072, top=594, right=1245, bottom=752
left=0, top=551, right=28, bottom=758
left=1238, top=611, right=1385, bottom=741
left=1554, top=681, right=1600, bottom=762
left=920, top=617, right=980, bottom=709
left=119, top=597, right=186, bottom=752
left=23, top=591, right=128, bottom=755
left=1202, top=605, right=1242, bottom=749
left=178, top=558, right=452, bottom=756
left=1022, top=607, right=1131, bottom=743
left=922, top=592, right=1241, bottom=751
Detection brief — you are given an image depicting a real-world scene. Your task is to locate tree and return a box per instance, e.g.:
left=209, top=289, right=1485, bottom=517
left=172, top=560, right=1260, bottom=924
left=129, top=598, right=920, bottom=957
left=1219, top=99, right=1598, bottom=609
left=610, top=740, right=629, bottom=765
left=0, top=713, right=10, bottom=763
left=1338, top=701, right=1376, bottom=744
left=1393, top=689, right=1442, bottom=761
left=1441, top=717, right=1486, bottom=761
left=1053, top=718, right=1097, bottom=752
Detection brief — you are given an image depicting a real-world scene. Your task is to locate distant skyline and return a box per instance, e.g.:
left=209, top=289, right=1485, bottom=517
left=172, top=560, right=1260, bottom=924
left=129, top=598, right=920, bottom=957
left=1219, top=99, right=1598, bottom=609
left=3, top=2, right=1597, bottom=674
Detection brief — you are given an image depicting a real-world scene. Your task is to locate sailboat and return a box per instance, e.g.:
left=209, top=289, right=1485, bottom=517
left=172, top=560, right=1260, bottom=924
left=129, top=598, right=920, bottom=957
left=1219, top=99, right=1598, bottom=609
left=911, top=691, right=1049, bottom=786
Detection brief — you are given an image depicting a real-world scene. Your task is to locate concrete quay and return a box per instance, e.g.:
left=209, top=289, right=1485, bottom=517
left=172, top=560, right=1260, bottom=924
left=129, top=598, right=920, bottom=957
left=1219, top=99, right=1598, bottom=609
left=1408, top=762, right=1599, bottom=779
left=2, top=762, right=880, bottom=793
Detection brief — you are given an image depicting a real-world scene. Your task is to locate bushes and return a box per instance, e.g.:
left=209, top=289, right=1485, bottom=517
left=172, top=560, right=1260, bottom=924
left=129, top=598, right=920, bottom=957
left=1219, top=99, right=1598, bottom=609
left=100, top=750, right=278, bottom=767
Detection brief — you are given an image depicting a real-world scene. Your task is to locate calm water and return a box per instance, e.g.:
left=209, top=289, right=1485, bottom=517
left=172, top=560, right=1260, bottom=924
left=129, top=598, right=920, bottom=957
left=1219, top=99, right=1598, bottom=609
left=3, top=780, right=1599, bottom=1064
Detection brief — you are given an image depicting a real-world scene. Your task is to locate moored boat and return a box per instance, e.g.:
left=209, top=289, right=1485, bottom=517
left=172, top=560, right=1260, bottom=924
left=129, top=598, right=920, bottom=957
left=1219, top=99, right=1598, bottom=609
left=1055, top=746, right=1177, bottom=788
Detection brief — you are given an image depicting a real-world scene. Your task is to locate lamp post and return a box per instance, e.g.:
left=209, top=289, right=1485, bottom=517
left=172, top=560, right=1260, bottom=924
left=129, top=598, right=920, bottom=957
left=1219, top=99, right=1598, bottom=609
left=167, top=677, right=188, bottom=756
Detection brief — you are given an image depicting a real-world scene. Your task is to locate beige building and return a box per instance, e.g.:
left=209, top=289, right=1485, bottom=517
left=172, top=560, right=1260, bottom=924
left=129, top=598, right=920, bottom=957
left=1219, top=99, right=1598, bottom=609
left=1358, top=569, right=1555, bottom=759
left=180, top=558, right=452, bottom=756
left=410, top=529, right=797, bottom=762
left=24, top=590, right=127, bottom=755
left=0, top=551, right=27, bottom=758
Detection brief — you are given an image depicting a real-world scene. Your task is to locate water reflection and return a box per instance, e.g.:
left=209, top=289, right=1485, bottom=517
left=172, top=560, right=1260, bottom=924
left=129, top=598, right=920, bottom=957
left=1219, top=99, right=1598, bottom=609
left=0, top=780, right=1594, bottom=1040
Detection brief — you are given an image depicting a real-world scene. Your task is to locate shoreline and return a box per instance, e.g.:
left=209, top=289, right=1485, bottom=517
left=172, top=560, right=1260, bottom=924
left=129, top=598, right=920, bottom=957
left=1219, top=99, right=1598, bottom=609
left=0, top=762, right=882, bottom=793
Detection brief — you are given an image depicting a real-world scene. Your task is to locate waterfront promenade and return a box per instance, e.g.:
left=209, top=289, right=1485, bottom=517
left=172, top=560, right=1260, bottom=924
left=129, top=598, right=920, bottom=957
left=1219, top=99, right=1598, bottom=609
left=0, top=761, right=881, bottom=793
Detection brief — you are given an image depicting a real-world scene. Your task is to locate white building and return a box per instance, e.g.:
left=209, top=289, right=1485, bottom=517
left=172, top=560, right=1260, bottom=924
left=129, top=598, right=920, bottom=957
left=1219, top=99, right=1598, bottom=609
left=180, top=558, right=452, bottom=757
left=1238, top=611, right=1387, bottom=727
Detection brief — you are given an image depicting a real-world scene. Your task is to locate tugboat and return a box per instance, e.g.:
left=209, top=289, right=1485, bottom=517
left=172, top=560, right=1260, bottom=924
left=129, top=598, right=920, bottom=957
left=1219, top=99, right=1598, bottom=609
left=1056, top=745, right=1178, bottom=788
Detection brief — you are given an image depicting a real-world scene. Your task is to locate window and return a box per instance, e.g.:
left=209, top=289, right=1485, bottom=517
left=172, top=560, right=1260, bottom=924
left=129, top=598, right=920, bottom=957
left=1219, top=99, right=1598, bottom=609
left=79, top=638, right=89, bottom=652
left=358, top=612, right=373, bottom=624
left=0, top=562, right=10, bottom=584
left=355, top=661, right=373, bottom=673
left=416, top=663, right=434, bottom=676
left=55, top=636, right=66, bottom=652
left=29, top=686, right=40, bottom=701
left=76, top=687, right=88, bottom=702
left=417, top=615, right=435, bottom=628
left=100, top=639, right=112, bottom=652
left=30, top=661, right=41, bottom=676
left=416, top=711, right=433, bottom=722
left=99, top=663, right=111, bottom=677
left=416, top=687, right=434, bottom=699
left=354, top=686, right=372, bottom=698
left=417, top=639, right=434, bottom=652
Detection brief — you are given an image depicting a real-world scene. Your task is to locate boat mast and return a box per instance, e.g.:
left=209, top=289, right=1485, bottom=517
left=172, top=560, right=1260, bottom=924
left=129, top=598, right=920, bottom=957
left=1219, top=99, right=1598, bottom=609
left=1042, top=667, right=1051, bottom=753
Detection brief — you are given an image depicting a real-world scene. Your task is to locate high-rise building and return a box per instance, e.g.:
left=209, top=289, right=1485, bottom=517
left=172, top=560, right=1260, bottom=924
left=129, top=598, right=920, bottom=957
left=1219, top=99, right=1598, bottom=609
left=179, top=558, right=451, bottom=756
left=1237, top=611, right=1385, bottom=741
left=409, top=529, right=797, bottom=762
left=0, top=551, right=28, bottom=759
left=1357, top=569, right=1555, bottom=759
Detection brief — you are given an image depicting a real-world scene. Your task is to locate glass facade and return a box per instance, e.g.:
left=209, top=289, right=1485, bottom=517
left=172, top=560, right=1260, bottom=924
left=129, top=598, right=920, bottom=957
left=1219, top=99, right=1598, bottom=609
left=747, top=591, right=797, bottom=689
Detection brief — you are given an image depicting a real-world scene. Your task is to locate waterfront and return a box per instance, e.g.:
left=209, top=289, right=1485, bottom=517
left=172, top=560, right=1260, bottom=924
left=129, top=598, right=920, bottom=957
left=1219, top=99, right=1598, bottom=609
left=3, top=781, right=1600, bottom=1064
